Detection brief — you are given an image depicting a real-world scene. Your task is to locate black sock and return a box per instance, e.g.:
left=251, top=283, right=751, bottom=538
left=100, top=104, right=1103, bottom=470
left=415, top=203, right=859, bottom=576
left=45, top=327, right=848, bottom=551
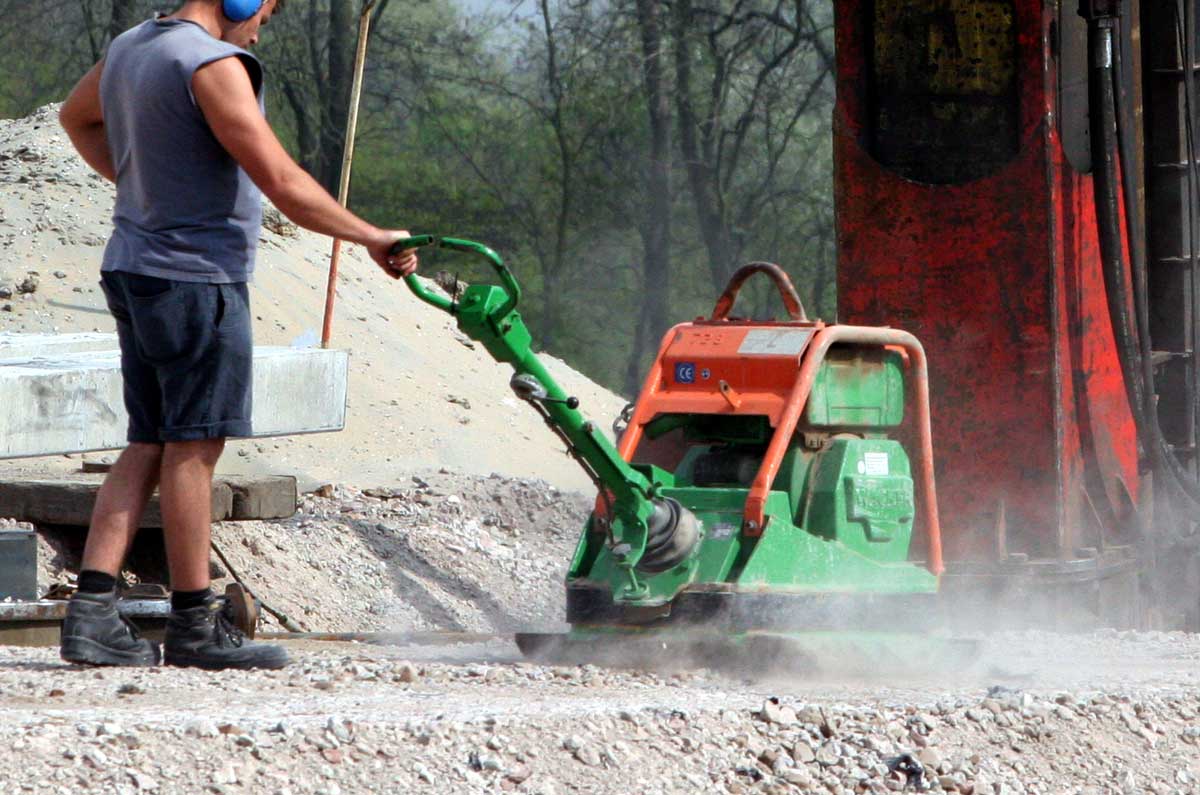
left=77, top=570, right=117, bottom=595
left=171, top=588, right=212, bottom=612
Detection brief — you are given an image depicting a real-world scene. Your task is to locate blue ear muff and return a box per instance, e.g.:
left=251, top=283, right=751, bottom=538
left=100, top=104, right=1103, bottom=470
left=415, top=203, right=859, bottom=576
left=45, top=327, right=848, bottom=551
left=222, top=0, right=264, bottom=22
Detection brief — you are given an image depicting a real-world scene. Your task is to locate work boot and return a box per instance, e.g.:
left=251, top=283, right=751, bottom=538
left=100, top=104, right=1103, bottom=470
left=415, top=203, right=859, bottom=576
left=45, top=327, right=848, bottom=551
left=60, top=591, right=161, bottom=667
left=163, top=596, right=289, bottom=670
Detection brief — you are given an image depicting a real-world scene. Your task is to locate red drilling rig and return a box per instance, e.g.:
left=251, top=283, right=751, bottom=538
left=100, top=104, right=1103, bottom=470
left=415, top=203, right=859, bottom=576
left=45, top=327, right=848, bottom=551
left=833, top=0, right=1200, bottom=627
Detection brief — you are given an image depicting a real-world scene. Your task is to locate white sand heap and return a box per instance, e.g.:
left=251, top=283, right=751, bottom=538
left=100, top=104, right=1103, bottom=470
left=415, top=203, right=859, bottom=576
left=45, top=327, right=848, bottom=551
left=0, top=104, right=626, bottom=491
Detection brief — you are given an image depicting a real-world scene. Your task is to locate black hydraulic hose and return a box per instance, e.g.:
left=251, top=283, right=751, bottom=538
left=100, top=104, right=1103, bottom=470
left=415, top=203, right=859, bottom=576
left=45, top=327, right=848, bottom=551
left=1088, top=10, right=1200, bottom=516
left=1089, top=19, right=1150, bottom=432
left=1112, top=26, right=1157, bottom=402
left=1106, top=23, right=1168, bottom=547
left=1113, top=11, right=1200, bottom=521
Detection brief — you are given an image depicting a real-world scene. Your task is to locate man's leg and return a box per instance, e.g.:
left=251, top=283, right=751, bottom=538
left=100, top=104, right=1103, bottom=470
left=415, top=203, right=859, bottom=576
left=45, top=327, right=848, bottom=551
left=61, top=442, right=164, bottom=666
left=158, top=438, right=224, bottom=591
left=143, top=280, right=286, bottom=670
left=61, top=273, right=165, bottom=666
left=79, top=442, right=164, bottom=576
left=160, top=436, right=289, bottom=670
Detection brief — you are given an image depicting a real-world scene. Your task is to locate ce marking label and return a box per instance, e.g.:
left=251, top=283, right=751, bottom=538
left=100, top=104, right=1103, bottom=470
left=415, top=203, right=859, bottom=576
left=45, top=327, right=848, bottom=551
left=675, top=362, right=697, bottom=384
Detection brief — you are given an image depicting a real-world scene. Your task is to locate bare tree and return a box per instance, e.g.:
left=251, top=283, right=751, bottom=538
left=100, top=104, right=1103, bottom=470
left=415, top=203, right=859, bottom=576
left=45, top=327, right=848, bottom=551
left=672, top=0, right=833, bottom=291
left=391, top=0, right=638, bottom=356
left=625, top=0, right=672, bottom=394
left=109, top=0, right=141, bottom=43
left=259, top=0, right=367, bottom=191
left=0, top=0, right=155, bottom=113
left=318, top=0, right=355, bottom=190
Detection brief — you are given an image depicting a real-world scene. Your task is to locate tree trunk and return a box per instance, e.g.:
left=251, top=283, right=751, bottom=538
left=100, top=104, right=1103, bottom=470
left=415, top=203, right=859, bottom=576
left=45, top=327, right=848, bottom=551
left=540, top=268, right=561, bottom=352
left=809, top=230, right=834, bottom=319
left=79, top=0, right=104, bottom=61
left=108, top=0, right=139, bottom=42
left=282, top=82, right=321, bottom=175
left=623, top=286, right=650, bottom=397
left=318, top=0, right=356, bottom=193
left=538, top=0, right=572, bottom=354
left=628, top=0, right=672, bottom=395
left=672, top=0, right=734, bottom=291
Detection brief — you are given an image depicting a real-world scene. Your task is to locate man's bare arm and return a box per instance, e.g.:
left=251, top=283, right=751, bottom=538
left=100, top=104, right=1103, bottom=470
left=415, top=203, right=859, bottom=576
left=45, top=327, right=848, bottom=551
left=192, top=56, right=416, bottom=277
left=60, top=61, right=115, bottom=183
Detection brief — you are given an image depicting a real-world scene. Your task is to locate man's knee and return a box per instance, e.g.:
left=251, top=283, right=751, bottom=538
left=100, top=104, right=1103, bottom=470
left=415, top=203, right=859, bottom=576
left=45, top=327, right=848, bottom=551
left=124, top=442, right=165, bottom=464
left=163, top=438, right=226, bottom=467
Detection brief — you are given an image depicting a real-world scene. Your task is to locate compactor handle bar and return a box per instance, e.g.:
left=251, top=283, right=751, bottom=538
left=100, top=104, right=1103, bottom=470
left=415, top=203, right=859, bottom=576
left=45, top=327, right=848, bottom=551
left=710, top=261, right=807, bottom=321
left=392, top=233, right=660, bottom=565
left=391, top=235, right=521, bottom=317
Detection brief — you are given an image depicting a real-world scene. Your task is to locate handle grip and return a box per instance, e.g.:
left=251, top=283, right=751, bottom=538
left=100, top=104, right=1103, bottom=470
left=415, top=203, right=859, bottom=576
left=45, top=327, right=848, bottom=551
left=390, top=234, right=436, bottom=251
left=392, top=235, right=521, bottom=317
left=710, top=261, right=807, bottom=321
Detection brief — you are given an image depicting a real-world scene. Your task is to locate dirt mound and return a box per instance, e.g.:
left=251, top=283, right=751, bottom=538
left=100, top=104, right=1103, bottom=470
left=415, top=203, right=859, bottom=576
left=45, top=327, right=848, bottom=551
left=0, top=104, right=626, bottom=492
left=210, top=471, right=587, bottom=632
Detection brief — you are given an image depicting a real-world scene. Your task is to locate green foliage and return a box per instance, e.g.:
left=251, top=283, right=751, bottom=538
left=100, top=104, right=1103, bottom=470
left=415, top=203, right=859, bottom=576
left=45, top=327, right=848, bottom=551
left=0, top=0, right=837, bottom=394
left=0, top=0, right=154, bottom=115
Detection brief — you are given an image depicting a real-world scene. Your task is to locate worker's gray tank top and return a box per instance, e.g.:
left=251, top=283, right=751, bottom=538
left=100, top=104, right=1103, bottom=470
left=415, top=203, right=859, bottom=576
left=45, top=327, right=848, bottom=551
left=99, top=18, right=264, bottom=283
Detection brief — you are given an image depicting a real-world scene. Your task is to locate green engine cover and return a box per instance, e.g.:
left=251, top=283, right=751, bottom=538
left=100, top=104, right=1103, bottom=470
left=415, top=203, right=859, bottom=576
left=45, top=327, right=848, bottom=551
left=806, top=349, right=905, bottom=428
left=801, top=438, right=915, bottom=562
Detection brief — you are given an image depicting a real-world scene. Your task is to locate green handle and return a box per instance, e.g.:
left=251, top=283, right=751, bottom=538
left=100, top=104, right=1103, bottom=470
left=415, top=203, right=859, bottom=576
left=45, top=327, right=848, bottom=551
left=393, top=235, right=521, bottom=317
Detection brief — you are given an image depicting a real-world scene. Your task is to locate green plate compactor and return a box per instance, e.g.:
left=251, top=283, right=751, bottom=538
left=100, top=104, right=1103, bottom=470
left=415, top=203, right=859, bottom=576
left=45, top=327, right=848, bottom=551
left=396, top=236, right=950, bottom=672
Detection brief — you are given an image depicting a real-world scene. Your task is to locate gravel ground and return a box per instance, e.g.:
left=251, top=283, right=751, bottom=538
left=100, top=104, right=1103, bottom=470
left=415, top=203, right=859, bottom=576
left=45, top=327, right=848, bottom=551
left=2, top=631, right=1200, bottom=795
left=17, top=473, right=1200, bottom=794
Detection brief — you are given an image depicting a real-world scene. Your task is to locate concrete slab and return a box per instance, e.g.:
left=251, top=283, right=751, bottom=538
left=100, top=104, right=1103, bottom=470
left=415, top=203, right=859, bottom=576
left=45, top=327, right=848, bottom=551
left=0, top=332, right=118, bottom=359
left=0, top=345, right=348, bottom=459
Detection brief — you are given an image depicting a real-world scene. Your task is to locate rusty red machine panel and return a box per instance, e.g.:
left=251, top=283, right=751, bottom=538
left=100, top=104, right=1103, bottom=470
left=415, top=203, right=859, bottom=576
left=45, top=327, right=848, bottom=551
left=832, top=0, right=1140, bottom=598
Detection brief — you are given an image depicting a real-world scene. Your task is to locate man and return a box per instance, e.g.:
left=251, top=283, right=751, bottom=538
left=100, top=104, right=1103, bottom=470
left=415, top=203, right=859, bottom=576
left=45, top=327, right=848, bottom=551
left=56, top=0, right=418, bottom=669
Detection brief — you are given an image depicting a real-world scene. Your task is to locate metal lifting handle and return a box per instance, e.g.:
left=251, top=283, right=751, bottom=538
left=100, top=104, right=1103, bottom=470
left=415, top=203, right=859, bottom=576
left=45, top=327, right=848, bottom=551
left=392, top=235, right=522, bottom=317
left=710, top=261, right=807, bottom=321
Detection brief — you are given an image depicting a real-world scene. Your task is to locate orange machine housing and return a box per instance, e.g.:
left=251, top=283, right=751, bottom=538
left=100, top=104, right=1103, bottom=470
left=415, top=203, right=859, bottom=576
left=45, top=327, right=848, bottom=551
left=611, top=265, right=945, bottom=574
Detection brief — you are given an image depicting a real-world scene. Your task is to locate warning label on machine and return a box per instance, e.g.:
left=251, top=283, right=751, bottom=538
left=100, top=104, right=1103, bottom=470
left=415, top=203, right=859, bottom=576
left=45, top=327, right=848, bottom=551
left=737, top=329, right=814, bottom=356
left=862, top=452, right=890, bottom=476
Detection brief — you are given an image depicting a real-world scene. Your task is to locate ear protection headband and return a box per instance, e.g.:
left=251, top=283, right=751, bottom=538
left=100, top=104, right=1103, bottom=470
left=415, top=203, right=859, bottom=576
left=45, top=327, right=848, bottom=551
left=223, top=0, right=264, bottom=22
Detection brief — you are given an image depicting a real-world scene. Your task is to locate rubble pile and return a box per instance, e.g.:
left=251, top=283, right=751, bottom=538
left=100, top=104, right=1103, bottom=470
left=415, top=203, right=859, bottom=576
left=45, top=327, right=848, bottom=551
left=208, top=471, right=589, bottom=633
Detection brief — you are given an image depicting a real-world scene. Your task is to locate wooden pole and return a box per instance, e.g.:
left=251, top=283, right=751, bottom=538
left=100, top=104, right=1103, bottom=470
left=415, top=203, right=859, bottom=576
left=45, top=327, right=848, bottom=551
left=321, top=0, right=378, bottom=348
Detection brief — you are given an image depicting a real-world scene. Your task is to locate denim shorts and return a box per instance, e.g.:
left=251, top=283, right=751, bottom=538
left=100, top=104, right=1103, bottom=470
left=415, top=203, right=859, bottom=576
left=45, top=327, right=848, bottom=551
left=100, top=271, right=253, bottom=443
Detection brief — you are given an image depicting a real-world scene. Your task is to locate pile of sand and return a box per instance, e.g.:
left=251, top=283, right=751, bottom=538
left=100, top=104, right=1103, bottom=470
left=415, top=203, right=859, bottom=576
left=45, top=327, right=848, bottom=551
left=0, top=105, right=627, bottom=491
